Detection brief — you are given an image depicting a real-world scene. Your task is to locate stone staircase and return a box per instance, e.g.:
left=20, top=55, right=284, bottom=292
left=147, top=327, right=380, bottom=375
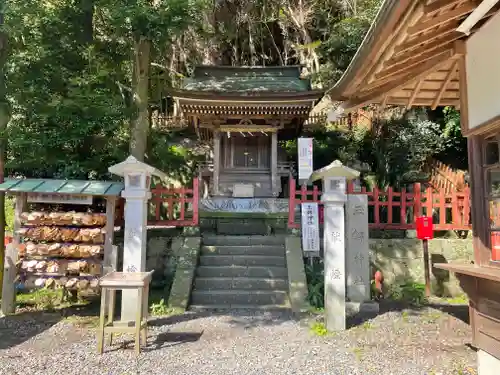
left=190, top=235, right=290, bottom=310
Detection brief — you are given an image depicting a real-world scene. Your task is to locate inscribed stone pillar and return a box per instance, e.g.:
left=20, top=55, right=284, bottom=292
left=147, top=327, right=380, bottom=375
left=213, top=131, right=221, bottom=195
left=109, top=156, right=166, bottom=322
left=120, top=186, right=150, bottom=321
left=346, top=194, right=370, bottom=303
left=271, top=132, right=278, bottom=196
left=322, top=178, right=347, bottom=331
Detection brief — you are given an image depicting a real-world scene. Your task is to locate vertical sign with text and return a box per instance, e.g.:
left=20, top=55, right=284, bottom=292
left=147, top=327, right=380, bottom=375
left=301, top=202, right=320, bottom=253
left=298, top=137, right=313, bottom=182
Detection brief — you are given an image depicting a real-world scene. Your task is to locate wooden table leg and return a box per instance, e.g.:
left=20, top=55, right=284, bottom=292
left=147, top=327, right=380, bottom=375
left=135, top=287, right=143, bottom=356
left=97, top=287, right=108, bottom=354
left=141, top=284, right=149, bottom=345
left=107, top=289, right=116, bottom=346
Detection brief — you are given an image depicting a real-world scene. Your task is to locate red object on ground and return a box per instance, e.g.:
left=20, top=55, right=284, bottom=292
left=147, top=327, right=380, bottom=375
left=4, top=235, right=12, bottom=246
left=416, top=216, right=434, bottom=240
left=374, top=270, right=384, bottom=295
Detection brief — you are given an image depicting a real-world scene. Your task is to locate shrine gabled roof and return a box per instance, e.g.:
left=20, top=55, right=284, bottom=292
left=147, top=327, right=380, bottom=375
left=181, top=65, right=312, bottom=93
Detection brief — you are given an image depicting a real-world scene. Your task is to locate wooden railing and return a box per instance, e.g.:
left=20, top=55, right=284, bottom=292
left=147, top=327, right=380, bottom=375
left=288, top=179, right=471, bottom=231
left=147, top=178, right=200, bottom=226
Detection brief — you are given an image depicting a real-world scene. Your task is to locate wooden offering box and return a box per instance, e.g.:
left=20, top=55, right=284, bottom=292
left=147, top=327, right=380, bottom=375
left=0, top=179, right=124, bottom=315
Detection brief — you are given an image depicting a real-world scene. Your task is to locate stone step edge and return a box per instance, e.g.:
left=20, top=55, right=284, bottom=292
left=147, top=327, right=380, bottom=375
left=195, top=276, right=288, bottom=282
left=201, top=245, right=285, bottom=248
left=189, top=304, right=292, bottom=311
left=191, top=289, right=288, bottom=295
left=199, top=254, right=286, bottom=259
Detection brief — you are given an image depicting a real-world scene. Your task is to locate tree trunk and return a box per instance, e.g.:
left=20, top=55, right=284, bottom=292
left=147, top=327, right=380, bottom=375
left=129, top=37, right=151, bottom=162
left=0, top=5, right=10, bottom=297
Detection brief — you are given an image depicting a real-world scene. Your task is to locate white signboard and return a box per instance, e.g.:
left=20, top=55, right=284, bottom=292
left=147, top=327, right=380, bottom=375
left=298, top=138, right=313, bottom=181
left=301, top=202, right=320, bottom=252
left=27, top=193, right=93, bottom=205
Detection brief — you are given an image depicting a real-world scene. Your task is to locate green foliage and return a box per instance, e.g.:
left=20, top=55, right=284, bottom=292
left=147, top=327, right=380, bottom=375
left=438, top=106, right=468, bottom=170
left=305, top=258, right=325, bottom=309
left=5, top=196, right=14, bottom=233
left=357, top=116, right=444, bottom=188
left=388, top=281, right=427, bottom=306
left=309, top=321, right=329, bottom=336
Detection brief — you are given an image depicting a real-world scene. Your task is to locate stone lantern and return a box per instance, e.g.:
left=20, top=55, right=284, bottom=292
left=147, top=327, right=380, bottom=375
left=109, top=156, right=167, bottom=321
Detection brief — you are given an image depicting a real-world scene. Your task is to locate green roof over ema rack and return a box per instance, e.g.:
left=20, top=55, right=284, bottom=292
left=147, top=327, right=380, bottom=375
left=0, top=179, right=124, bottom=197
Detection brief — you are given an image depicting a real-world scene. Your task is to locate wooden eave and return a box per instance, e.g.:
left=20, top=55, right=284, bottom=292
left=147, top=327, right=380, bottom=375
left=329, top=0, right=500, bottom=112
left=170, top=89, right=324, bottom=103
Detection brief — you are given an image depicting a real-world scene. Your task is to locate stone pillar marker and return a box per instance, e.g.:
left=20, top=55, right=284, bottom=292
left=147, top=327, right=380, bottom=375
left=310, top=160, right=360, bottom=331
left=346, top=194, right=370, bottom=303
left=109, top=156, right=166, bottom=321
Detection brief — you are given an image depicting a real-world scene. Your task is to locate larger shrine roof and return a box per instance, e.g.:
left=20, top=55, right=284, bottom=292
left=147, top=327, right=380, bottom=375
left=181, top=65, right=311, bottom=93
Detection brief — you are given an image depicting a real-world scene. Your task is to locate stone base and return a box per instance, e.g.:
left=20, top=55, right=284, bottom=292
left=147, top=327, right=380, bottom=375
left=346, top=301, right=380, bottom=317
left=478, top=350, right=500, bottom=375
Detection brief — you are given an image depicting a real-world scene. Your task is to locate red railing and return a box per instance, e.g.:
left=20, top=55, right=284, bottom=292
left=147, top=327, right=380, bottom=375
left=288, top=178, right=471, bottom=231
left=148, top=178, right=199, bottom=226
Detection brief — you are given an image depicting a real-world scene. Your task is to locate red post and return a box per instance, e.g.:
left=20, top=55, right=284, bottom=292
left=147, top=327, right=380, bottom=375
left=192, top=177, right=199, bottom=225
left=416, top=216, right=434, bottom=297
left=387, top=187, right=393, bottom=225
left=179, top=187, right=186, bottom=221
left=373, top=187, right=380, bottom=227
left=400, top=187, right=407, bottom=226
left=413, top=183, right=422, bottom=223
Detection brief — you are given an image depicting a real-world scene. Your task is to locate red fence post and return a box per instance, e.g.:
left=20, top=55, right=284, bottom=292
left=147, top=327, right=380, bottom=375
left=413, top=183, right=422, bottom=225
left=288, top=178, right=296, bottom=228
left=192, top=177, right=199, bottom=225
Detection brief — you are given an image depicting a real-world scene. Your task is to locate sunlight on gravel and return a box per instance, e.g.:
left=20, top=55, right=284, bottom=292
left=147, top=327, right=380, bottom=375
left=0, top=306, right=476, bottom=375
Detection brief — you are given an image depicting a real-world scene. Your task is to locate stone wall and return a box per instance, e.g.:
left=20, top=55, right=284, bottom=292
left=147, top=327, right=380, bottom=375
left=369, top=238, right=474, bottom=297
left=115, top=227, right=182, bottom=288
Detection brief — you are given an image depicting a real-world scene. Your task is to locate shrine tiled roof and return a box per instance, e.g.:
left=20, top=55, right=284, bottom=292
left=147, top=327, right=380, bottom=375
left=181, top=65, right=311, bottom=93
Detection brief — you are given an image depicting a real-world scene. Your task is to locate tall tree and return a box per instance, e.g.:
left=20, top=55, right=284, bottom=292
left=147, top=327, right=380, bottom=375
left=0, top=0, right=9, bottom=297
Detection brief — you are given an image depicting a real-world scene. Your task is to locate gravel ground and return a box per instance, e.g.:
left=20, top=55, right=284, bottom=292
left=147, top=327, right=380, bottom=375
left=0, top=303, right=477, bottom=375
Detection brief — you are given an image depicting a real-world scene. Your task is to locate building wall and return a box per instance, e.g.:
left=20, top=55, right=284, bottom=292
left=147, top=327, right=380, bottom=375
left=466, top=11, right=500, bottom=129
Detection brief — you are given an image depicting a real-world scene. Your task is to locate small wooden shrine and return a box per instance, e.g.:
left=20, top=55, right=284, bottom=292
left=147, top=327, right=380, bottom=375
left=169, top=66, right=323, bottom=198
left=0, top=178, right=123, bottom=314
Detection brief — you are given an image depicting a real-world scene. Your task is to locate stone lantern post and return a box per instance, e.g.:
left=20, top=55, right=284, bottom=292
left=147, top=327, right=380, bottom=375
left=310, top=160, right=359, bottom=331
left=109, top=156, right=166, bottom=321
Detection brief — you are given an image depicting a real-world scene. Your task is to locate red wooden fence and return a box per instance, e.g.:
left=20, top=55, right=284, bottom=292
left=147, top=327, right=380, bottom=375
left=148, top=178, right=199, bottom=226
left=288, top=178, right=472, bottom=231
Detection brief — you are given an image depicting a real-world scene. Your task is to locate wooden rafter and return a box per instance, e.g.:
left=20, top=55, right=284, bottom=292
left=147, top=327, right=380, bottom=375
left=376, top=48, right=455, bottom=80
left=386, top=31, right=463, bottom=68
left=332, top=0, right=500, bottom=111
left=431, top=60, right=458, bottom=109
left=394, top=24, right=459, bottom=55
left=407, top=3, right=476, bottom=36
left=424, top=0, right=464, bottom=15
left=341, top=52, right=454, bottom=112
left=407, top=80, right=424, bottom=109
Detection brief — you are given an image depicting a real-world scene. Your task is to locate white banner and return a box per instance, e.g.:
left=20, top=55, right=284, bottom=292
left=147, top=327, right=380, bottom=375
left=298, top=137, right=313, bottom=181
left=301, top=202, right=320, bottom=253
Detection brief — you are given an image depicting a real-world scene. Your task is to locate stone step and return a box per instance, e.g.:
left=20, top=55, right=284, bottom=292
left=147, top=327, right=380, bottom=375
left=202, top=235, right=285, bottom=247
left=199, top=255, right=286, bottom=267
left=196, top=265, right=288, bottom=278
left=194, top=277, right=288, bottom=291
left=201, top=245, right=285, bottom=257
left=189, top=304, right=291, bottom=312
left=191, top=290, right=289, bottom=306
